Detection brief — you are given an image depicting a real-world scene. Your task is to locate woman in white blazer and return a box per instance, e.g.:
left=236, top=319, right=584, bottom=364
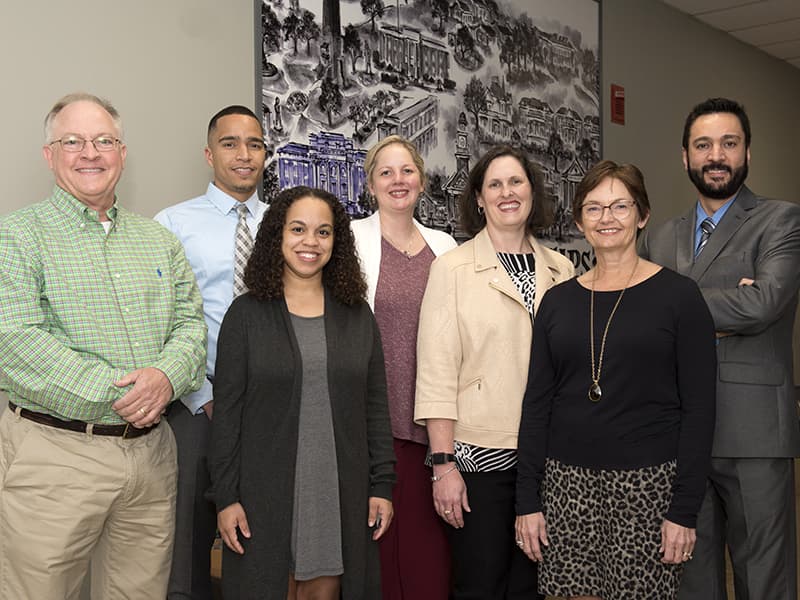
left=351, top=135, right=457, bottom=600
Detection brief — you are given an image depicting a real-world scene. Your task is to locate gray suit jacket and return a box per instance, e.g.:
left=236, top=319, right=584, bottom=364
left=641, top=186, right=800, bottom=457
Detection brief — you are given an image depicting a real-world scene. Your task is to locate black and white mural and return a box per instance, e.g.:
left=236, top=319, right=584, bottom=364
left=257, top=0, right=600, bottom=272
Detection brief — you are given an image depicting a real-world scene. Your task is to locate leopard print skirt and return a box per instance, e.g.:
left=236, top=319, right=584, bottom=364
left=539, top=458, right=682, bottom=600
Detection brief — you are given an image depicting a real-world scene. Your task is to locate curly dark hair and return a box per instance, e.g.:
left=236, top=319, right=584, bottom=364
left=244, top=186, right=367, bottom=305
left=459, top=145, right=554, bottom=237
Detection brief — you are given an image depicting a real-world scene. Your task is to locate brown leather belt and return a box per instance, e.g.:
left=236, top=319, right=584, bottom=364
left=8, top=402, right=157, bottom=439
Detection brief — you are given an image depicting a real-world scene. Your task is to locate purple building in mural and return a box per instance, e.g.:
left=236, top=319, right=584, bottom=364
left=276, top=132, right=368, bottom=216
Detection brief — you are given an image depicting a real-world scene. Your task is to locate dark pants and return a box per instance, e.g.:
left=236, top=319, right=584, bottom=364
left=379, top=439, right=451, bottom=600
left=449, top=470, right=543, bottom=600
left=678, top=457, right=797, bottom=600
left=166, top=403, right=218, bottom=600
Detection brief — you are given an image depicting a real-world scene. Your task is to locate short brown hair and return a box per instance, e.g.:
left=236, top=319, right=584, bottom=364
left=572, top=160, right=650, bottom=231
left=459, top=145, right=553, bottom=237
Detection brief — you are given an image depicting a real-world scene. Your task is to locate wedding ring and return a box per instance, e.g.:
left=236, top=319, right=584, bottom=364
left=139, top=407, right=147, bottom=416
left=682, top=552, right=693, bottom=560
left=444, top=509, right=452, bottom=515
left=516, top=539, right=525, bottom=547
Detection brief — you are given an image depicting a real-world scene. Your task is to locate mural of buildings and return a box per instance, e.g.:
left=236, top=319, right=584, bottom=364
left=260, top=0, right=600, bottom=269
left=554, top=106, right=583, bottom=147
left=379, top=25, right=449, bottom=86
left=436, top=112, right=472, bottom=238
left=518, top=97, right=553, bottom=150
left=539, top=30, right=577, bottom=73
left=276, top=132, right=368, bottom=216
left=583, top=114, right=601, bottom=151
left=378, top=95, right=439, bottom=156
left=479, top=76, right=514, bottom=140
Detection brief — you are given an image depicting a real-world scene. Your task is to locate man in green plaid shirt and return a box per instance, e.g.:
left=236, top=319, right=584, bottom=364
left=0, top=93, right=207, bottom=599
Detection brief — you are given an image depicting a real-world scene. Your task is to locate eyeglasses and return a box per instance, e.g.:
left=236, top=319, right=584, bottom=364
left=581, top=201, right=635, bottom=221
left=48, top=135, right=122, bottom=153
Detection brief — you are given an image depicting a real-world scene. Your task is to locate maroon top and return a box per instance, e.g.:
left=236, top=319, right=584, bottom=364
left=374, top=237, right=435, bottom=444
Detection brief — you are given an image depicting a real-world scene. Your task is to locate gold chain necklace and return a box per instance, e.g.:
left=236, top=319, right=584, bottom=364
left=381, top=227, right=419, bottom=259
left=588, top=258, right=639, bottom=402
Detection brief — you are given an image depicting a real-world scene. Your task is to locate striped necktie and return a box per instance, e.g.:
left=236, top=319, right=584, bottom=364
left=695, top=217, right=715, bottom=257
left=233, top=203, right=254, bottom=296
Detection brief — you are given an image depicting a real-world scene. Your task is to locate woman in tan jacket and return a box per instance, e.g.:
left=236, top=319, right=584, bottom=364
left=415, top=145, right=574, bottom=599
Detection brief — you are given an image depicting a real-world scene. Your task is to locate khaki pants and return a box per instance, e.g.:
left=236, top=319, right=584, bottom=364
left=0, top=408, right=178, bottom=600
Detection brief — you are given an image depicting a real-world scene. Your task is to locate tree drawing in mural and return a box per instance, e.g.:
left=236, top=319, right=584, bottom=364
left=259, top=0, right=600, bottom=270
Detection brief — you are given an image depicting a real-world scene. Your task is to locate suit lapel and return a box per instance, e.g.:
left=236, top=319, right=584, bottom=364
left=689, top=186, right=755, bottom=279
left=675, top=212, right=694, bottom=275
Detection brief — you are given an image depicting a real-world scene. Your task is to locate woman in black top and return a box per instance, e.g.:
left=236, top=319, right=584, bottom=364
left=515, top=161, right=716, bottom=600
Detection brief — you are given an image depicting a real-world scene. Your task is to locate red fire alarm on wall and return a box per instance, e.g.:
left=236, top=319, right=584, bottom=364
left=611, top=84, right=625, bottom=125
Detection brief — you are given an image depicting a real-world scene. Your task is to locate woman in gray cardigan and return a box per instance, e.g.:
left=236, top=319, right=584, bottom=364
left=209, top=186, right=396, bottom=600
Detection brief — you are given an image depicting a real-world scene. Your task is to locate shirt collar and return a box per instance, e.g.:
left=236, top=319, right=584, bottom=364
left=50, top=185, right=119, bottom=225
left=206, top=182, right=260, bottom=217
left=695, top=191, right=738, bottom=232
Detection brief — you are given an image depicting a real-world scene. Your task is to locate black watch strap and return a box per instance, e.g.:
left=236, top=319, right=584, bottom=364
left=430, top=452, right=456, bottom=465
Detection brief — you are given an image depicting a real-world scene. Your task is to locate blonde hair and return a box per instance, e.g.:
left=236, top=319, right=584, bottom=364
left=363, top=135, right=427, bottom=189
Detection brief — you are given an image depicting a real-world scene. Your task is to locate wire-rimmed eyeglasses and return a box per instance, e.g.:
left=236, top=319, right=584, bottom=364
left=48, top=135, right=122, bottom=153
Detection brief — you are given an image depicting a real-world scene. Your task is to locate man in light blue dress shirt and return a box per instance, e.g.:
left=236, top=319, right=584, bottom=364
left=155, top=105, right=267, bottom=599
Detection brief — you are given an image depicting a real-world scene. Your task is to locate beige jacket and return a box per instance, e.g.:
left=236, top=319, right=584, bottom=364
left=414, top=227, right=574, bottom=449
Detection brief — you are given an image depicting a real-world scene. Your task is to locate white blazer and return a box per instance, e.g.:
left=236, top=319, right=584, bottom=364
left=351, top=211, right=458, bottom=308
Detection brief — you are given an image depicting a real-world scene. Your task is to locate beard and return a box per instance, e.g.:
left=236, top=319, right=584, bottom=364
left=687, top=159, right=748, bottom=200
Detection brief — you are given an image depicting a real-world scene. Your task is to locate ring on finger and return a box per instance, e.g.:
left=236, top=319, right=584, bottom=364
left=138, top=407, right=147, bottom=416
left=682, top=552, right=693, bottom=560
left=444, top=509, right=452, bottom=515
left=516, top=539, right=524, bottom=547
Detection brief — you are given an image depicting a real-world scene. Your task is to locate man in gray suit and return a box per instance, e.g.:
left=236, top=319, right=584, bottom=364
left=641, top=97, right=800, bottom=599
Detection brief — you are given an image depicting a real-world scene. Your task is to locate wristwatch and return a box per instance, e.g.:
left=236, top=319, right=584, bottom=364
left=430, top=452, right=456, bottom=465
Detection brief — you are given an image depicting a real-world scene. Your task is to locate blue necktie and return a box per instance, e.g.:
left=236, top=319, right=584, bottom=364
left=695, top=217, right=715, bottom=257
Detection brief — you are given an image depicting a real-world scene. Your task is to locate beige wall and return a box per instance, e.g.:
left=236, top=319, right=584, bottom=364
left=602, top=0, right=800, bottom=225
left=602, top=0, right=800, bottom=380
left=0, top=0, right=256, bottom=218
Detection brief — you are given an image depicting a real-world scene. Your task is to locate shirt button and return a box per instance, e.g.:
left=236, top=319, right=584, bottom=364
left=133, top=342, right=140, bottom=347
left=492, top=277, right=499, bottom=283
left=115, top=273, right=121, bottom=278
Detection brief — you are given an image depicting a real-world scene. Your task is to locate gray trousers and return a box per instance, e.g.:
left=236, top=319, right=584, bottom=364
left=678, top=457, right=797, bottom=600
left=166, top=403, right=217, bottom=600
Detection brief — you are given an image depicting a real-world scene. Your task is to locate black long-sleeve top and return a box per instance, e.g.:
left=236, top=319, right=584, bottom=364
left=516, top=268, right=716, bottom=528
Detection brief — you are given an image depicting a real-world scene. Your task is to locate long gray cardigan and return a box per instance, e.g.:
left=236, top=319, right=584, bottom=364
left=209, top=290, right=396, bottom=599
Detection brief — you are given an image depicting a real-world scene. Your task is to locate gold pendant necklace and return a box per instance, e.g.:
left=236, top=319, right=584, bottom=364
left=381, top=228, right=418, bottom=259
left=588, top=258, right=639, bottom=402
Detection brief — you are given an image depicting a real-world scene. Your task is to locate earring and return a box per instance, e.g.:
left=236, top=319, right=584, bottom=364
left=477, top=205, right=485, bottom=216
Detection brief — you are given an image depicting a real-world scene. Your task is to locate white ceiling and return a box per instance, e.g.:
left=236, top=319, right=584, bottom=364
left=660, top=0, right=800, bottom=70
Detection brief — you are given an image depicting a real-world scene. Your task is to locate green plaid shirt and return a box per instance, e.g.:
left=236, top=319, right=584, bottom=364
left=0, top=186, right=207, bottom=424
